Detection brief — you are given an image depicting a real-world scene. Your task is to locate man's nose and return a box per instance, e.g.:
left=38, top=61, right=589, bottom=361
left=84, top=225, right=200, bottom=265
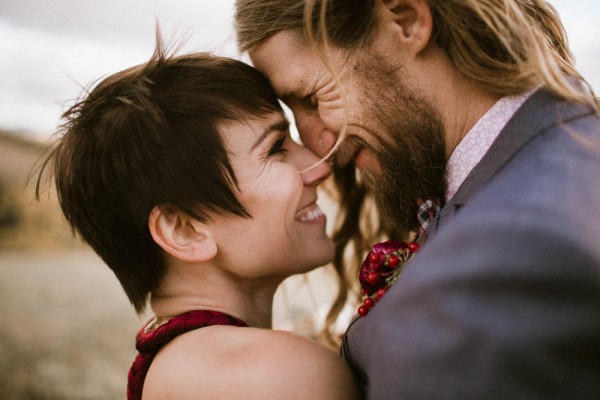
left=294, top=111, right=338, bottom=158
left=299, top=128, right=338, bottom=159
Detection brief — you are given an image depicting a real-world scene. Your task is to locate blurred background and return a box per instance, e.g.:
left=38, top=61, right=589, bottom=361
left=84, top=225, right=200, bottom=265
left=0, top=1, right=598, bottom=398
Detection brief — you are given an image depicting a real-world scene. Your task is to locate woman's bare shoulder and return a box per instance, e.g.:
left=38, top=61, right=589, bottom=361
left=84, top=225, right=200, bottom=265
left=142, top=326, right=360, bottom=399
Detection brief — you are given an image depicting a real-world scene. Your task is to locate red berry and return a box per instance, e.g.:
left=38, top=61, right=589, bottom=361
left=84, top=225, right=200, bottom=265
left=364, top=297, right=375, bottom=308
left=408, top=242, right=420, bottom=252
left=377, top=288, right=386, bottom=298
left=366, top=272, right=381, bottom=285
left=369, top=253, right=382, bottom=265
left=388, top=255, right=400, bottom=268
left=357, top=306, right=369, bottom=317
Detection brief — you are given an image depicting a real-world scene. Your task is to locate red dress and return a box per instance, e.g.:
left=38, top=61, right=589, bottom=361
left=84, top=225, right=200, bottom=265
left=127, top=310, right=248, bottom=400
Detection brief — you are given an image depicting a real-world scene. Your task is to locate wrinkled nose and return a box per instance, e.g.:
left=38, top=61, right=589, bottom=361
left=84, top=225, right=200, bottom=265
left=293, top=109, right=338, bottom=158
left=299, top=127, right=338, bottom=159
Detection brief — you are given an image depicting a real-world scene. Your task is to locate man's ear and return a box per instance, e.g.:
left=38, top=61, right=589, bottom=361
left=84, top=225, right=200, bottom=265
left=376, top=0, right=433, bottom=57
left=148, top=206, right=217, bottom=262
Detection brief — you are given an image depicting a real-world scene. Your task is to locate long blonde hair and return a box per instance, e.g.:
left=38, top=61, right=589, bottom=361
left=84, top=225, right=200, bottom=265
left=427, top=0, right=596, bottom=107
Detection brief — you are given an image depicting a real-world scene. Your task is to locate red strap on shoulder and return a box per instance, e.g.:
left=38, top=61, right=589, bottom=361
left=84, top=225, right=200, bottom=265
left=127, top=310, right=247, bottom=399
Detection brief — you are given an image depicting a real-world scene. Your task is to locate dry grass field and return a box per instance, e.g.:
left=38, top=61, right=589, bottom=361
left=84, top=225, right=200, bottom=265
left=0, top=250, right=143, bottom=399
left=0, top=131, right=75, bottom=250
left=0, top=130, right=342, bottom=399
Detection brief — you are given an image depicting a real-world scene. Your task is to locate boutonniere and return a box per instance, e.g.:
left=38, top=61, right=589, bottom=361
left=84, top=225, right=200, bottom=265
left=358, top=240, right=420, bottom=316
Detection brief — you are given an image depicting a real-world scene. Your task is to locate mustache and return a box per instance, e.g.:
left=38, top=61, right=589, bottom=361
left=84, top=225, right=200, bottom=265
left=330, top=120, right=395, bottom=167
left=331, top=126, right=385, bottom=167
left=332, top=136, right=363, bottom=167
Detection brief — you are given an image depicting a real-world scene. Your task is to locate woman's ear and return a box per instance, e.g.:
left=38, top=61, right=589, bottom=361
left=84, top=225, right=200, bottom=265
left=376, top=0, right=433, bottom=57
left=148, top=206, right=217, bottom=262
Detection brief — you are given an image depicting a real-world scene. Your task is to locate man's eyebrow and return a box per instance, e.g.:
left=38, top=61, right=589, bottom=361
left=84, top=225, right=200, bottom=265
left=250, top=119, right=289, bottom=151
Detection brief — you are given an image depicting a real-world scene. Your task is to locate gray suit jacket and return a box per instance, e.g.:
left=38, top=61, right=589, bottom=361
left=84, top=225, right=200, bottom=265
left=342, top=88, right=600, bottom=399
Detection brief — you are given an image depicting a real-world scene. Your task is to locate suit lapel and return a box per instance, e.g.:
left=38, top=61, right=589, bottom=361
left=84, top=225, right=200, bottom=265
left=435, top=88, right=595, bottom=234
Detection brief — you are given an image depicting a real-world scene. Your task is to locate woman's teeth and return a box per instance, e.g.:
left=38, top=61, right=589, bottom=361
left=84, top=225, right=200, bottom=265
left=296, top=204, right=325, bottom=222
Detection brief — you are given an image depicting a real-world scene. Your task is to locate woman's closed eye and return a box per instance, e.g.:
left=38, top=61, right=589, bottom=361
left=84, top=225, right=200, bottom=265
left=268, top=135, right=288, bottom=156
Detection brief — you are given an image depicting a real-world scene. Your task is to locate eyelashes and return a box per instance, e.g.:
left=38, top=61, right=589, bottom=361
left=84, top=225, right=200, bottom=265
left=267, top=135, right=288, bottom=156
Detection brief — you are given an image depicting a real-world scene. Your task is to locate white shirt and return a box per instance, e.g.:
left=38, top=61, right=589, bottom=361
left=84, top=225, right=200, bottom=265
left=445, top=91, right=534, bottom=200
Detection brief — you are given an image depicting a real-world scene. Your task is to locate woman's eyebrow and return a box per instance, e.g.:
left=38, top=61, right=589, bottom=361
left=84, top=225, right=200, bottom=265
left=250, top=119, right=289, bottom=151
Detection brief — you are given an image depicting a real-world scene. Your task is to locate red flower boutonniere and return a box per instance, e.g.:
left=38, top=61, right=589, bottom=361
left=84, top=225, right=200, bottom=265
left=358, top=240, right=420, bottom=316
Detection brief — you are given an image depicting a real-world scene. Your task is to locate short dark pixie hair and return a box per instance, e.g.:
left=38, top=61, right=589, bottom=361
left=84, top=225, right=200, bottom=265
left=36, top=38, right=282, bottom=313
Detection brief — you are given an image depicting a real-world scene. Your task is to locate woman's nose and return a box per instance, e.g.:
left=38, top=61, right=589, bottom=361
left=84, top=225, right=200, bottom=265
left=300, top=148, right=332, bottom=186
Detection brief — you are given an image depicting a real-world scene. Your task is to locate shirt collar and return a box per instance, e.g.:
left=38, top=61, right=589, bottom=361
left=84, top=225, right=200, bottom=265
left=446, top=90, right=534, bottom=200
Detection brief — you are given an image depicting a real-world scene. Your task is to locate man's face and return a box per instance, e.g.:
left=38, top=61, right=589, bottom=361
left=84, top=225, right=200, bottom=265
left=250, top=30, right=446, bottom=231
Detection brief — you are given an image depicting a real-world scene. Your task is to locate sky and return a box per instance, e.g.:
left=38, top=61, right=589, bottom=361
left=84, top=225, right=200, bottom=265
left=1, top=0, right=599, bottom=141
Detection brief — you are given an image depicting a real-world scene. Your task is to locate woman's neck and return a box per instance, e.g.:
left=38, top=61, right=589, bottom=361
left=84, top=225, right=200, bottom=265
left=150, top=265, right=281, bottom=328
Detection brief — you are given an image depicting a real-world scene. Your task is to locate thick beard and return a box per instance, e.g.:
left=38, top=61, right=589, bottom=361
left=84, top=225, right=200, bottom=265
left=355, top=55, right=447, bottom=232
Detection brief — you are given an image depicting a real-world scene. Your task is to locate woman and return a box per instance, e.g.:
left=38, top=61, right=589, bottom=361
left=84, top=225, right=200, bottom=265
left=35, top=39, right=360, bottom=399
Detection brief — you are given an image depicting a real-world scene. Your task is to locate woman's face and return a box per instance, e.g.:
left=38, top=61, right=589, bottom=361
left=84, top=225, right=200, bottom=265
left=209, top=111, right=334, bottom=281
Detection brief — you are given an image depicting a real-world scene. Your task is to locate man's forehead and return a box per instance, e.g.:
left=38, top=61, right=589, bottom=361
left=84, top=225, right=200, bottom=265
left=249, top=30, right=318, bottom=97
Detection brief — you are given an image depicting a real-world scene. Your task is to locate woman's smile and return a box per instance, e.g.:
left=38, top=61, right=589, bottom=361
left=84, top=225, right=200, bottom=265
left=295, top=201, right=326, bottom=223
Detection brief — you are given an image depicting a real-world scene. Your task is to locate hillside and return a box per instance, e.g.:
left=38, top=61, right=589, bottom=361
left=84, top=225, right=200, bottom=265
left=0, top=129, right=81, bottom=249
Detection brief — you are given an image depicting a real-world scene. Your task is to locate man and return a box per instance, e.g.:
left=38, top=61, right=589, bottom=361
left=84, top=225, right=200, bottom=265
left=235, top=0, right=600, bottom=398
